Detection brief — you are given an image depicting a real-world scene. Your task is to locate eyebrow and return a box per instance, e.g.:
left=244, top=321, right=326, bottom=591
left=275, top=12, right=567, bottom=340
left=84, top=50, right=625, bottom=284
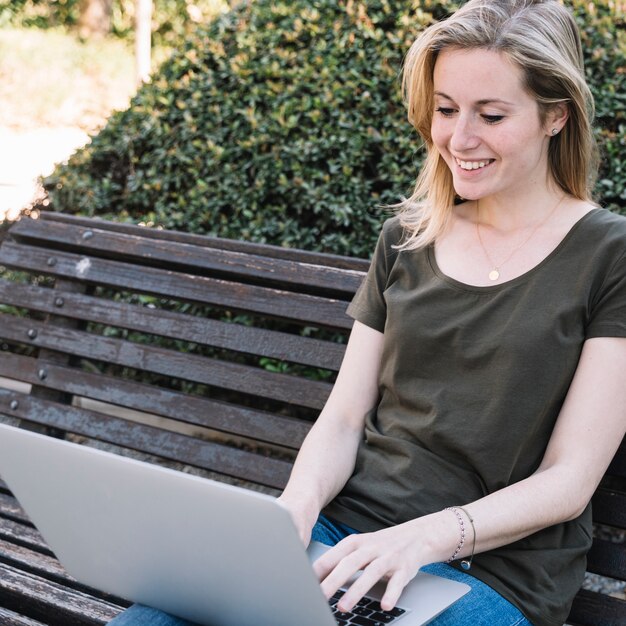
left=434, top=91, right=516, bottom=106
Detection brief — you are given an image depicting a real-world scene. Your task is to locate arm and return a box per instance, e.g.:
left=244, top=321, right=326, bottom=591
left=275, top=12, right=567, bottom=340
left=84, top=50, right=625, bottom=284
left=316, top=336, right=626, bottom=613
left=277, top=320, right=384, bottom=545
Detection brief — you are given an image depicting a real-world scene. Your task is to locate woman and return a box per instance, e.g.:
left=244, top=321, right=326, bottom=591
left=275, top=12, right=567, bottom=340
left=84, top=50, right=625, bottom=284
left=110, top=0, right=626, bottom=624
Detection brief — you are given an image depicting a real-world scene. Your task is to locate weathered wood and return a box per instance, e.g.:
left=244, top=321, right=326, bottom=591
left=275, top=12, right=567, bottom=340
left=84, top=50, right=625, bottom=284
left=0, top=539, right=130, bottom=608
left=0, top=241, right=353, bottom=329
left=0, top=493, right=30, bottom=525
left=0, top=538, right=72, bottom=584
left=0, top=353, right=311, bottom=450
left=592, top=487, right=626, bottom=529
left=36, top=212, right=371, bottom=272
left=0, top=606, right=48, bottom=626
left=0, top=389, right=294, bottom=490
left=0, top=313, right=333, bottom=411
left=0, top=518, right=49, bottom=554
left=568, top=588, right=626, bottom=626
left=586, top=538, right=626, bottom=582
left=0, top=563, right=123, bottom=625
left=8, top=219, right=365, bottom=296
left=0, top=279, right=346, bottom=370
left=26, top=278, right=88, bottom=439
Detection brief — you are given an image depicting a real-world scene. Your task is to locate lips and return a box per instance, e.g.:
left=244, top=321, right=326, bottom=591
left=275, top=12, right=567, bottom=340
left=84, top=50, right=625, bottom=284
left=455, top=157, right=495, bottom=171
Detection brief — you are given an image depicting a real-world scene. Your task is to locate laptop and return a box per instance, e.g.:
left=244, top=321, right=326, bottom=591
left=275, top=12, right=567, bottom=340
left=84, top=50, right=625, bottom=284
left=0, top=423, right=469, bottom=625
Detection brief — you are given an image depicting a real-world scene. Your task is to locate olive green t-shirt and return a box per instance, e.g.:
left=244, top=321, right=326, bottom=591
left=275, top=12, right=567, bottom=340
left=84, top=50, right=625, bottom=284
left=323, top=208, right=626, bottom=626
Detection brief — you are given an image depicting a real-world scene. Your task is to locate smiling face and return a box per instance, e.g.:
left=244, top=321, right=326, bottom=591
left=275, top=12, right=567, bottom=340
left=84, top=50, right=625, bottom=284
left=431, top=47, right=556, bottom=204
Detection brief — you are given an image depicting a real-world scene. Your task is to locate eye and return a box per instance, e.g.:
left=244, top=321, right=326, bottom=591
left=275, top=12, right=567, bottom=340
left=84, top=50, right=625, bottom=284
left=435, top=107, right=456, bottom=117
left=482, top=114, right=504, bottom=124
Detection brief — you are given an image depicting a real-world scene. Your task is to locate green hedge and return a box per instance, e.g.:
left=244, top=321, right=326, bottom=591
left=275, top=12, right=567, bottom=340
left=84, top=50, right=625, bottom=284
left=41, top=0, right=626, bottom=258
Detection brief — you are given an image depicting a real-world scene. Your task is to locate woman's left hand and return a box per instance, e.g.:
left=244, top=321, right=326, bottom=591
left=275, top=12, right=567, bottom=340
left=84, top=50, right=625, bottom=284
left=312, top=517, right=450, bottom=613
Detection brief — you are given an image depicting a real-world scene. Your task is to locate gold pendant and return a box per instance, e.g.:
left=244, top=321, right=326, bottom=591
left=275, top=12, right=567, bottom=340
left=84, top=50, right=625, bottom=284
left=489, top=269, right=500, bottom=281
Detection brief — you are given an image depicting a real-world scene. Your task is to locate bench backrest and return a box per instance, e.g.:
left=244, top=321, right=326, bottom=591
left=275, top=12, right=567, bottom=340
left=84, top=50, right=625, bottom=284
left=0, top=212, right=367, bottom=493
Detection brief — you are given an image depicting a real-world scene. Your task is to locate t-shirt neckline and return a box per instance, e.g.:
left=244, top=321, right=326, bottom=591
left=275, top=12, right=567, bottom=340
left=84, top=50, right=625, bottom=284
left=427, top=208, right=602, bottom=293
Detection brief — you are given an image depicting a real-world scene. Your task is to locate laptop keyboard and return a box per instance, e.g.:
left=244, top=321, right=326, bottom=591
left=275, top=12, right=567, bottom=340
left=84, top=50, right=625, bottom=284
left=330, top=589, right=409, bottom=625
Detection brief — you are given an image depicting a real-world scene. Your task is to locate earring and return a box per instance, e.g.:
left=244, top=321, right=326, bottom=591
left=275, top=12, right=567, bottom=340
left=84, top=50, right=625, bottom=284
left=551, top=128, right=559, bottom=136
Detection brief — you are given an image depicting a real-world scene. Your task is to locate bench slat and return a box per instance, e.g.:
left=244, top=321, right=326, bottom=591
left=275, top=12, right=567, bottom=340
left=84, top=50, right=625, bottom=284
left=0, top=353, right=311, bottom=450
left=8, top=219, right=364, bottom=295
left=37, top=212, right=371, bottom=272
left=568, top=588, right=626, bottom=626
left=592, top=487, right=626, bottom=529
left=586, top=537, right=626, bottom=582
left=0, top=538, right=130, bottom=608
left=0, top=606, right=48, bottom=626
left=0, top=242, right=353, bottom=329
left=0, top=313, right=333, bottom=411
left=0, top=518, right=49, bottom=554
left=0, top=390, right=294, bottom=490
left=0, top=279, right=346, bottom=370
left=0, top=538, right=74, bottom=584
left=0, top=493, right=29, bottom=525
left=0, top=563, right=123, bottom=625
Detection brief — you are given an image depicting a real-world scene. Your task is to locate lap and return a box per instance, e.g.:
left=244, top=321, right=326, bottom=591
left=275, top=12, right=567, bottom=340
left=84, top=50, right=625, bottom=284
left=420, top=563, right=533, bottom=626
left=107, top=604, right=198, bottom=626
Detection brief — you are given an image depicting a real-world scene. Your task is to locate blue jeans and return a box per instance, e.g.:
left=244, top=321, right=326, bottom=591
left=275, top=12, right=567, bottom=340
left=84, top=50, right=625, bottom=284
left=107, top=515, right=533, bottom=626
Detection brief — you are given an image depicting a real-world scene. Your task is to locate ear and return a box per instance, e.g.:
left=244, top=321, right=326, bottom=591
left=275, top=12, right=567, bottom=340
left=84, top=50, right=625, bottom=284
left=545, top=101, right=569, bottom=137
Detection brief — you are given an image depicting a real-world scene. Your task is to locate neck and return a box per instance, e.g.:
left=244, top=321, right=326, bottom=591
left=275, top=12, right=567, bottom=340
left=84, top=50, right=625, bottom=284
left=474, top=185, right=565, bottom=232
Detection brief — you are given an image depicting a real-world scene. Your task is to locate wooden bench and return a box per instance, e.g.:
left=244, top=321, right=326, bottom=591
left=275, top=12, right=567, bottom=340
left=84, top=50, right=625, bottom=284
left=0, top=212, right=623, bottom=626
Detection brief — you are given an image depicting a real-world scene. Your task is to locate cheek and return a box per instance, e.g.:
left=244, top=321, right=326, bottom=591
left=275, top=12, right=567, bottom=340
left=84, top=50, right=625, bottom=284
left=507, top=118, right=547, bottom=153
left=498, top=129, right=546, bottom=163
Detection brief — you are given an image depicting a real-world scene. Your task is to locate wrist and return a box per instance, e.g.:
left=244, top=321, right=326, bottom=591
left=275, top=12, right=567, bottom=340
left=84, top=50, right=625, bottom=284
left=444, top=506, right=476, bottom=569
left=277, top=491, right=320, bottom=531
left=415, top=510, right=467, bottom=566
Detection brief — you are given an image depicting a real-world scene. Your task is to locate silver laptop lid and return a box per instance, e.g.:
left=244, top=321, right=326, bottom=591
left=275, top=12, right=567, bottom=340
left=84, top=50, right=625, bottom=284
left=0, top=423, right=336, bottom=626
left=0, top=423, right=470, bottom=625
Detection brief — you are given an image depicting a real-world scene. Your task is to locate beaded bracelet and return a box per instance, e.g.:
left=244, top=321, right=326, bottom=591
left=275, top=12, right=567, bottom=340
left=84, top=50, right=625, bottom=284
left=445, top=506, right=476, bottom=570
left=444, top=507, right=465, bottom=563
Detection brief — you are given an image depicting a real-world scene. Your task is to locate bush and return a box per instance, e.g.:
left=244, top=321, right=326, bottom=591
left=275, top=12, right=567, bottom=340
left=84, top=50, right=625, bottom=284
left=41, top=0, right=626, bottom=258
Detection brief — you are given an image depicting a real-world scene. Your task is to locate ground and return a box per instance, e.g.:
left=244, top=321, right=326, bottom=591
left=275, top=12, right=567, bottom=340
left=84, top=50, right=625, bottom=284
left=0, top=26, right=137, bottom=221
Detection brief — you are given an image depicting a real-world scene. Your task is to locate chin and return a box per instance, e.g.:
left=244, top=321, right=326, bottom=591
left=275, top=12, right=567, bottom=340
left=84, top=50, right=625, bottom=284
left=452, top=187, right=481, bottom=202
left=455, top=192, right=480, bottom=202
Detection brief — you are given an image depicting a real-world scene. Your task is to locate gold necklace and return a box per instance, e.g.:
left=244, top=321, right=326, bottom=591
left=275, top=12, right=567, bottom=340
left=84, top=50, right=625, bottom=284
left=475, top=196, right=565, bottom=281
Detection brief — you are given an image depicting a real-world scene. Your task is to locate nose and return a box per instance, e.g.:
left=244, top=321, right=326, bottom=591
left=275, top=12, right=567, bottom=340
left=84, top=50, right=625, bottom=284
left=449, top=113, right=481, bottom=153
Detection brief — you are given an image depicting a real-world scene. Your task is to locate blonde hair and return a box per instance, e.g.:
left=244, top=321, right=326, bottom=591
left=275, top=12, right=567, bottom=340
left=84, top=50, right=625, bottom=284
left=397, top=0, right=598, bottom=250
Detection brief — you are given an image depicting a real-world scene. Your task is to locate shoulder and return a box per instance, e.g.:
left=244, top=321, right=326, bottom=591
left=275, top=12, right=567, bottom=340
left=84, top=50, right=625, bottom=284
left=581, top=208, right=626, bottom=260
left=371, top=215, right=405, bottom=258
left=380, top=214, right=405, bottom=241
left=366, top=216, right=409, bottom=276
left=583, top=208, right=626, bottom=237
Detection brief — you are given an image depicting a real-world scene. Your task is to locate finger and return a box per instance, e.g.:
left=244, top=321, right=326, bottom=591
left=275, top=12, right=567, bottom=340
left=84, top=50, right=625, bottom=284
left=379, top=570, right=412, bottom=612
left=380, top=572, right=409, bottom=611
left=312, top=535, right=362, bottom=581
left=319, top=549, right=374, bottom=600
left=334, top=559, right=391, bottom=613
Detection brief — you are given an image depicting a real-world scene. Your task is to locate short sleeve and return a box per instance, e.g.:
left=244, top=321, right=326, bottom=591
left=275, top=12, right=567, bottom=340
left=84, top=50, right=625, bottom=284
left=586, top=254, right=626, bottom=338
left=346, top=218, right=402, bottom=333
